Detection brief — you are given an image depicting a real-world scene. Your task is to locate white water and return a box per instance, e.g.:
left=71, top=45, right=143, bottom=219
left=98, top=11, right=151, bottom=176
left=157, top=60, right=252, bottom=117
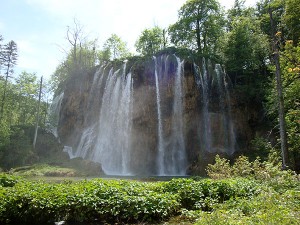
left=47, top=92, right=64, bottom=138
left=194, top=61, right=236, bottom=154
left=153, top=56, right=165, bottom=175
left=52, top=55, right=236, bottom=176
left=215, top=64, right=236, bottom=154
left=92, top=64, right=133, bottom=175
left=168, top=56, right=186, bottom=175
left=153, top=55, right=187, bottom=175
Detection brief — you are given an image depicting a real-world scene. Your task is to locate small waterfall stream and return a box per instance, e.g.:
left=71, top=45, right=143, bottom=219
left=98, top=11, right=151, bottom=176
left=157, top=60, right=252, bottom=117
left=153, top=56, right=165, bottom=175
left=194, top=61, right=236, bottom=154
left=47, top=92, right=64, bottom=138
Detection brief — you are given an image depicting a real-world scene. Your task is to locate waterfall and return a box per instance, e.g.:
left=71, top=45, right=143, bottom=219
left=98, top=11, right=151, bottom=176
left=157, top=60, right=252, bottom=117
left=215, top=64, right=236, bottom=154
left=168, top=56, right=186, bottom=175
left=154, top=55, right=187, bottom=175
left=153, top=56, right=165, bottom=175
left=194, top=60, right=236, bottom=154
left=53, top=54, right=237, bottom=176
left=65, top=62, right=133, bottom=175
left=194, top=60, right=212, bottom=152
left=92, top=63, right=133, bottom=175
left=47, top=92, right=64, bottom=138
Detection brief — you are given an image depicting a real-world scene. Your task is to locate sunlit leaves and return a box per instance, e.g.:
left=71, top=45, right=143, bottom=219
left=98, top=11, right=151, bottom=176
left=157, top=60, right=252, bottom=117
left=135, top=26, right=165, bottom=56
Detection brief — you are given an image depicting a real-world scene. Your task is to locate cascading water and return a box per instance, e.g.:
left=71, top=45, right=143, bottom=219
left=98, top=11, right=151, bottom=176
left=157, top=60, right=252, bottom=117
left=215, top=64, right=236, bottom=154
left=53, top=54, right=237, bottom=176
left=153, top=55, right=187, bottom=175
left=92, top=64, right=133, bottom=175
left=153, top=56, right=166, bottom=175
left=47, top=92, right=64, bottom=138
left=194, top=60, right=236, bottom=154
left=168, top=56, right=186, bottom=175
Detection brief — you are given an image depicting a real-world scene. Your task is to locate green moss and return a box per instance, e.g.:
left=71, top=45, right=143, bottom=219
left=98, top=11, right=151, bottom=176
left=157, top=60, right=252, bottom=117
left=9, top=164, right=79, bottom=177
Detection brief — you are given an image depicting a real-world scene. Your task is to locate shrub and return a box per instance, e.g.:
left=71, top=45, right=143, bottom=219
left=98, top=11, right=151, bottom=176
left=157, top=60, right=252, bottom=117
left=206, top=155, right=232, bottom=179
left=206, top=152, right=299, bottom=191
left=194, top=187, right=300, bottom=225
left=0, top=178, right=181, bottom=224
left=0, top=173, right=20, bottom=187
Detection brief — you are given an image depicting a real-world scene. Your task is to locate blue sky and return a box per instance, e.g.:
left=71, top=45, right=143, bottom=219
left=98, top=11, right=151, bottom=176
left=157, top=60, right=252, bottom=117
left=0, top=0, right=257, bottom=81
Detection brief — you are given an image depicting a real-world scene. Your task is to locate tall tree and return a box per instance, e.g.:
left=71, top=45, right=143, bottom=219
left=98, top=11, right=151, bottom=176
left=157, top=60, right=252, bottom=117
left=0, top=40, right=18, bottom=119
left=135, top=26, right=165, bottom=56
left=281, top=41, right=300, bottom=171
left=168, top=0, right=224, bottom=56
left=66, top=18, right=85, bottom=66
left=269, top=6, right=289, bottom=169
left=222, top=12, right=269, bottom=85
left=0, top=35, right=4, bottom=75
left=102, top=34, right=130, bottom=61
left=15, top=71, right=40, bottom=125
left=283, top=0, right=300, bottom=45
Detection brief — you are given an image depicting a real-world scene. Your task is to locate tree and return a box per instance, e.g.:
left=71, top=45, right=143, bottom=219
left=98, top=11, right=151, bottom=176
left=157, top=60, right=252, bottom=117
left=278, top=40, right=300, bottom=171
left=269, top=6, right=289, bottom=169
left=227, top=0, right=253, bottom=30
left=256, top=0, right=284, bottom=38
left=283, top=0, right=300, bottom=45
left=15, top=71, right=40, bottom=125
left=135, top=26, right=165, bottom=56
left=66, top=18, right=85, bottom=66
left=0, top=35, right=4, bottom=75
left=168, top=0, right=224, bottom=56
left=102, top=34, right=130, bottom=61
left=222, top=13, right=269, bottom=85
left=0, top=40, right=18, bottom=119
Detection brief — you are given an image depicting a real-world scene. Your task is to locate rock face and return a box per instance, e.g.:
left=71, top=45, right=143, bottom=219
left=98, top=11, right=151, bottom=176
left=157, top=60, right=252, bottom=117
left=54, top=54, right=261, bottom=175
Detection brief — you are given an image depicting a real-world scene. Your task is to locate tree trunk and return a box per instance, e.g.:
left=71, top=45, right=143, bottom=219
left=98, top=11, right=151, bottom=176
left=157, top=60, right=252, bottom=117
left=196, top=19, right=202, bottom=54
left=0, top=63, right=10, bottom=120
left=269, top=7, right=289, bottom=169
left=33, top=76, right=43, bottom=149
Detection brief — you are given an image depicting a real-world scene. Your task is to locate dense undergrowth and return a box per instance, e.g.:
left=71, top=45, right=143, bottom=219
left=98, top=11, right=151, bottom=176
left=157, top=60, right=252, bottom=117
left=0, top=153, right=299, bottom=225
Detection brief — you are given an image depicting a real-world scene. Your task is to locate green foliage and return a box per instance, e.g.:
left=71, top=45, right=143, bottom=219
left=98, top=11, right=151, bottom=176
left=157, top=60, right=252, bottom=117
left=161, top=178, right=259, bottom=211
left=194, top=187, right=300, bottom=225
left=0, top=126, right=35, bottom=169
left=266, top=40, right=300, bottom=171
left=168, top=0, right=225, bottom=56
left=249, top=136, right=273, bottom=161
left=222, top=15, right=269, bottom=74
left=206, top=153, right=299, bottom=191
left=283, top=0, right=300, bottom=45
left=206, top=155, right=232, bottom=179
left=0, top=125, right=62, bottom=170
left=0, top=173, right=298, bottom=224
left=10, top=164, right=78, bottom=177
left=101, top=34, right=131, bottom=61
left=135, top=26, right=166, bottom=56
left=0, top=179, right=181, bottom=224
left=0, top=173, right=20, bottom=187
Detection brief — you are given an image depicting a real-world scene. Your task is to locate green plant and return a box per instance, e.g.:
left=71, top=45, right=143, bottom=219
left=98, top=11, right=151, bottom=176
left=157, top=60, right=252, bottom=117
left=206, top=155, right=232, bottom=179
left=0, top=173, right=20, bottom=187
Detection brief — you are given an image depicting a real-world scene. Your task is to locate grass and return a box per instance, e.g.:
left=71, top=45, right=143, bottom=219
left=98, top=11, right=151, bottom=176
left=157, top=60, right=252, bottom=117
left=9, top=164, right=79, bottom=177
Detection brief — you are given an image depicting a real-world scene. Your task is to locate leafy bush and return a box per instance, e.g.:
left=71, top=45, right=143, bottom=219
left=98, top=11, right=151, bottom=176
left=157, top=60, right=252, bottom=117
left=194, top=186, right=300, bottom=225
left=206, top=155, right=232, bottom=179
left=0, top=173, right=20, bottom=187
left=206, top=153, right=299, bottom=191
left=0, top=178, right=181, bottom=224
left=0, top=172, right=297, bottom=224
left=161, top=178, right=259, bottom=211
